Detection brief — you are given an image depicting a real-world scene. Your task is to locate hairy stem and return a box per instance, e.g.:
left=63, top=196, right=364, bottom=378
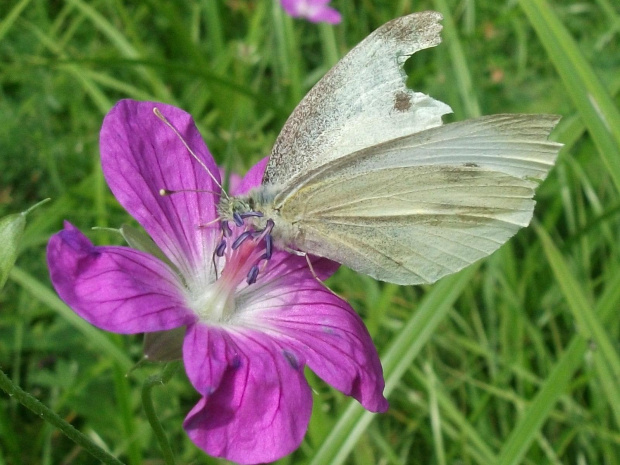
left=0, top=367, right=124, bottom=465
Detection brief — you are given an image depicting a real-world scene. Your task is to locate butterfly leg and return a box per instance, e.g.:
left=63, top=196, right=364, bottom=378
left=285, top=247, right=340, bottom=297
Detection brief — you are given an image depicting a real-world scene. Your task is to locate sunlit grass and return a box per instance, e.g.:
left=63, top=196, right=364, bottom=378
left=1, top=0, right=619, bottom=463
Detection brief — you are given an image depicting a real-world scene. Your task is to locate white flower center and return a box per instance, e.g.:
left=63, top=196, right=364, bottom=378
left=187, top=232, right=266, bottom=324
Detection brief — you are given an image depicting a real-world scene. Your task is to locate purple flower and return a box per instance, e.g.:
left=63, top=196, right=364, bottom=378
left=280, top=0, right=342, bottom=24
left=47, top=100, right=387, bottom=464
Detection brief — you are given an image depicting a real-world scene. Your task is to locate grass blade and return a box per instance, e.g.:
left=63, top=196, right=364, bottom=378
left=65, top=0, right=173, bottom=101
left=0, top=0, right=31, bottom=43
left=537, top=224, right=620, bottom=418
left=310, top=266, right=478, bottom=465
left=519, top=0, right=620, bottom=192
left=497, top=260, right=620, bottom=465
left=8, top=267, right=133, bottom=372
left=432, top=0, right=481, bottom=118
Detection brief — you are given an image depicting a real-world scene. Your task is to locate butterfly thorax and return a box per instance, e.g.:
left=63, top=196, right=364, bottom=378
left=217, top=185, right=299, bottom=249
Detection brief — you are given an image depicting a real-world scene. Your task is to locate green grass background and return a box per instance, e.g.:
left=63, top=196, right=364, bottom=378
left=1, top=0, right=620, bottom=463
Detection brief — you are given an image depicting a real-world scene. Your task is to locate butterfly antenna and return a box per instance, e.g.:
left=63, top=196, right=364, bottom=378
left=153, top=107, right=230, bottom=201
left=159, top=190, right=223, bottom=229
left=159, top=188, right=220, bottom=197
left=197, top=217, right=222, bottom=229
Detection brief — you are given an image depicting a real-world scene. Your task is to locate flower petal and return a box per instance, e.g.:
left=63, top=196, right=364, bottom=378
left=237, top=254, right=388, bottom=412
left=308, top=6, right=341, bottom=24
left=100, top=99, right=221, bottom=276
left=266, top=251, right=339, bottom=283
left=232, top=156, right=268, bottom=196
left=280, top=0, right=341, bottom=24
left=183, top=324, right=312, bottom=464
left=182, top=324, right=232, bottom=395
left=47, top=222, right=196, bottom=333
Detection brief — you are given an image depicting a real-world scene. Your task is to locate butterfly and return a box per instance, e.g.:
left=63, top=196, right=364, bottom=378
left=217, top=11, right=562, bottom=285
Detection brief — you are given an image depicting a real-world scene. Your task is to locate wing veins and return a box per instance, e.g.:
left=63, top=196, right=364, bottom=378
left=275, top=115, right=560, bottom=205
left=300, top=172, right=534, bottom=217
left=307, top=223, right=438, bottom=282
left=303, top=212, right=526, bottom=230
left=305, top=217, right=502, bottom=283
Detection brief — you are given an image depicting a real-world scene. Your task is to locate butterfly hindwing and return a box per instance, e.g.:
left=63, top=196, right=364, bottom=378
left=277, top=114, right=561, bottom=284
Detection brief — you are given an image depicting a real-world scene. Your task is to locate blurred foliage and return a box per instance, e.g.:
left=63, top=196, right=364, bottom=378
left=1, top=0, right=620, bottom=464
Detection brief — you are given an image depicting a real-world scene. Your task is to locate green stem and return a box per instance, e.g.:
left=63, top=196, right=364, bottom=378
left=0, top=367, right=124, bottom=465
left=141, top=362, right=181, bottom=465
left=22, top=198, right=51, bottom=216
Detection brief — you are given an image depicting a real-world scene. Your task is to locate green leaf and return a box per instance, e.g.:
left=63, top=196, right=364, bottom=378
left=0, top=213, right=25, bottom=291
left=0, top=199, right=49, bottom=291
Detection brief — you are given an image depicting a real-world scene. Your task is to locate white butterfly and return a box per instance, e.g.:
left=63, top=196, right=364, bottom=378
left=217, top=11, right=562, bottom=285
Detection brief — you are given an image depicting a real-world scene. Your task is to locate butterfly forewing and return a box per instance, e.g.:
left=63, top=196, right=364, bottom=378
left=264, top=11, right=452, bottom=187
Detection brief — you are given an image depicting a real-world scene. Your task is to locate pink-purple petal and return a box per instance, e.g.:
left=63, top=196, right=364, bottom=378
left=267, top=290, right=388, bottom=412
left=280, top=0, right=341, bottom=24
left=309, top=7, right=341, bottom=24
left=100, top=99, right=221, bottom=276
left=233, top=157, right=268, bottom=196
left=47, top=222, right=196, bottom=333
left=183, top=325, right=312, bottom=464
left=237, top=253, right=388, bottom=412
left=253, top=248, right=338, bottom=283
left=182, top=324, right=235, bottom=395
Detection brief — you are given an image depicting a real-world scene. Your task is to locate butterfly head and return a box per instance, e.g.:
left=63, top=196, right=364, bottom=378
left=217, top=186, right=298, bottom=253
left=217, top=194, right=265, bottom=229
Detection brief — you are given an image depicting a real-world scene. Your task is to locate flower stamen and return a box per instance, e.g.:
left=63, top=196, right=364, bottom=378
left=215, top=239, right=227, bottom=257
left=221, top=220, right=232, bottom=237
left=233, top=212, right=244, bottom=227
left=247, top=265, right=260, bottom=284
left=232, top=230, right=253, bottom=249
left=218, top=217, right=276, bottom=285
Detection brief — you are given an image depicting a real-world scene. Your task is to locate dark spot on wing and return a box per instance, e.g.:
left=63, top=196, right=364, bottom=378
left=464, top=162, right=479, bottom=168
left=441, top=167, right=485, bottom=183
left=394, top=91, right=412, bottom=112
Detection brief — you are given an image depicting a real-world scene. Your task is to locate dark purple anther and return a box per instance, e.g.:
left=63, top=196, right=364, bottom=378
left=232, top=230, right=253, bottom=249
left=240, top=211, right=264, bottom=219
left=233, top=212, right=244, bottom=227
left=215, top=239, right=227, bottom=257
left=247, top=265, right=260, bottom=285
left=264, top=234, right=273, bottom=259
left=221, top=221, right=232, bottom=237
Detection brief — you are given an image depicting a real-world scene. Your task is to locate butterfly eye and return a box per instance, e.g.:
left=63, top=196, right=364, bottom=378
left=248, top=197, right=255, bottom=210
